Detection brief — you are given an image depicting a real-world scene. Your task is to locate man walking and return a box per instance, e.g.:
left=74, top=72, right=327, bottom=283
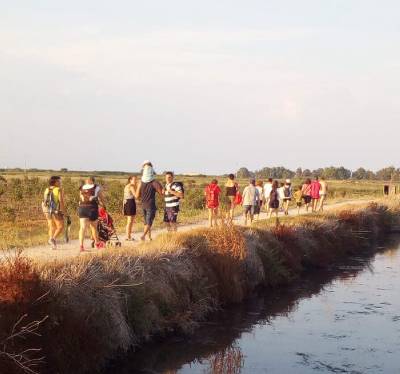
left=242, top=179, right=259, bottom=226
left=164, top=172, right=184, bottom=232
left=136, top=161, right=163, bottom=241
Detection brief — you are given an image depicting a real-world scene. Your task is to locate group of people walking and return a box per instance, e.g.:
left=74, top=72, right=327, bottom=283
left=204, top=175, right=328, bottom=227
left=42, top=161, right=184, bottom=251
left=41, top=163, right=328, bottom=250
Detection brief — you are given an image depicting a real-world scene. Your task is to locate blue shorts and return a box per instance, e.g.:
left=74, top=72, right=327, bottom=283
left=143, top=208, right=157, bottom=226
left=164, top=206, right=179, bottom=223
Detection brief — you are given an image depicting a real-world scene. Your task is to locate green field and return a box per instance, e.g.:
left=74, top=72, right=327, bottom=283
left=0, top=171, right=391, bottom=250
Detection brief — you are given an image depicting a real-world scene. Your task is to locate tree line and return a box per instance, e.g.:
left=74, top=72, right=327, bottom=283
left=236, top=166, right=400, bottom=181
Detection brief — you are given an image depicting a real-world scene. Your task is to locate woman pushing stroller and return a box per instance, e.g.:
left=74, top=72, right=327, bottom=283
left=78, top=177, right=106, bottom=252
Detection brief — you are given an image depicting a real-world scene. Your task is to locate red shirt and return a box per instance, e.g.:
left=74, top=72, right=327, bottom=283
left=205, top=183, right=221, bottom=208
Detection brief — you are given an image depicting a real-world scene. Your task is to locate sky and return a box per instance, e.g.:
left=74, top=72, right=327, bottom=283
left=1, top=0, right=400, bottom=174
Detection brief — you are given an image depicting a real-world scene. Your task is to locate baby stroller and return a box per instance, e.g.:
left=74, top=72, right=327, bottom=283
left=92, top=207, right=122, bottom=248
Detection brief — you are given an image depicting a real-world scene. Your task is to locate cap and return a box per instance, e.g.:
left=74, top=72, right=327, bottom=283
left=82, top=184, right=95, bottom=190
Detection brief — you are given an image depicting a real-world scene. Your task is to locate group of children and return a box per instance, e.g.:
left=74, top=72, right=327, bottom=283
left=204, top=175, right=328, bottom=227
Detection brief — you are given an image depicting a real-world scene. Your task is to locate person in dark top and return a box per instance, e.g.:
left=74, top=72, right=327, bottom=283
left=225, top=173, right=239, bottom=222
left=136, top=161, right=163, bottom=241
left=269, top=180, right=280, bottom=219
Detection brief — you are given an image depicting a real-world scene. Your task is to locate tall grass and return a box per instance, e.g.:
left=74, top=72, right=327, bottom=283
left=0, top=200, right=399, bottom=373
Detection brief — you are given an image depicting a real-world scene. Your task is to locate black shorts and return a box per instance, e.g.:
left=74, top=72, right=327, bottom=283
left=78, top=205, right=98, bottom=221
left=269, top=200, right=279, bottom=209
left=164, top=206, right=179, bottom=223
left=123, top=199, right=136, bottom=216
left=303, top=196, right=312, bottom=204
left=296, top=202, right=302, bottom=207
left=243, top=205, right=254, bottom=215
left=253, top=205, right=261, bottom=214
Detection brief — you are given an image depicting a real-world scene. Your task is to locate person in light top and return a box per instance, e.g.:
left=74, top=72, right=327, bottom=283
left=242, top=179, right=260, bottom=226
left=318, top=177, right=328, bottom=212
left=263, top=178, right=273, bottom=213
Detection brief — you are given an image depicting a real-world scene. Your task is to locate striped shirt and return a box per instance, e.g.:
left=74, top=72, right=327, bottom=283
left=164, top=182, right=183, bottom=208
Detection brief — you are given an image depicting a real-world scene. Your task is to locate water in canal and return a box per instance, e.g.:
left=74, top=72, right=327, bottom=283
left=109, top=237, right=400, bottom=373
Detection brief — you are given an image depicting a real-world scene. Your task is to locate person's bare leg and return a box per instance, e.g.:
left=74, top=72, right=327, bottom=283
left=319, top=196, right=325, bottom=211
left=79, top=218, right=88, bottom=247
left=53, top=218, right=64, bottom=239
left=213, top=208, right=219, bottom=227
left=141, top=225, right=151, bottom=240
left=47, top=217, right=55, bottom=240
left=208, top=209, right=213, bottom=227
left=126, top=216, right=134, bottom=239
left=89, top=220, right=99, bottom=243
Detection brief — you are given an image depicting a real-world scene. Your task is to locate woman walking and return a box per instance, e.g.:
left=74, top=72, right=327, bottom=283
left=78, top=179, right=105, bottom=251
left=269, top=180, right=280, bottom=219
left=301, top=179, right=312, bottom=212
left=123, top=176, right=137, bottom=241
left=282, top=179, right=293, bottom=215
left=225, top=174, right=239, bottom=222
left=42, top=176, right=65, bottom=249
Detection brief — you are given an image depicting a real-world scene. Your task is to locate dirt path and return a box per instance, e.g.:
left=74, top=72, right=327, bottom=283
left=2, top=199, right=371, bottom=263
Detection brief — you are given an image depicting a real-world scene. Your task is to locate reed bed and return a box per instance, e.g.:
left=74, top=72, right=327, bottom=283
left=0, top=200, right=399, bottom=374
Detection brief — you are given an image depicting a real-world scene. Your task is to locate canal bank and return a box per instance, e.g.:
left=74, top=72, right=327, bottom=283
left=114, top=235, right=400, bottom=373
left=0, top=200, right=399, bottom=373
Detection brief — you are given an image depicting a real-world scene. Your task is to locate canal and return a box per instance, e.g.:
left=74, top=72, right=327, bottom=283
left=107, top=236, right=400, bottom=373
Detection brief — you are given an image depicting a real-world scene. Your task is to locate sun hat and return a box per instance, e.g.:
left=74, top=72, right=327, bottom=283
left=285, top=179, right=291, bottom=184
left=82, top=184, right=95, bottom=190
left=142, top=160, right=152, bottom=167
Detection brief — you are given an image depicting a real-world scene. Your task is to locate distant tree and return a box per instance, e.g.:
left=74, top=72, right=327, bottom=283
left=376, top=166, right=397, bottom=181
left=352, top=167, right=369, bottom=180
left=236, top=167, right=252, bottom=179
left=302, top=169, right=312, bottom=177
left=312, top=168, right=324, bottom=178
left=60, top=168, right=68, bottom=172
left=295, top=167, right=303, bottom=178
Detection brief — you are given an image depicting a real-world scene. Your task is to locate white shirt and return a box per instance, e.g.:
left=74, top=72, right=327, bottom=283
left=242, top=185, right=259, bottom=206
left=263, top=182, right=273, bottom=199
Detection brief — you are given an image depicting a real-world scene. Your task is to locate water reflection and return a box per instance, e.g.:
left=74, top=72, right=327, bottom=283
left=106, top=236, right=400, bottom=374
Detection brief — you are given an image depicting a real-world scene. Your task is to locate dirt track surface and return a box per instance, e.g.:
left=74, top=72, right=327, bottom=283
left=1, top=199, right=371, bottom=264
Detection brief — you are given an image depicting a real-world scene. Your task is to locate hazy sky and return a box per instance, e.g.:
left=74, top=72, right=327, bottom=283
left=1, top=1, right=399, bottom=174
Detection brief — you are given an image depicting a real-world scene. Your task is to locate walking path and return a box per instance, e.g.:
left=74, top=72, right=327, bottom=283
left=2, top=199, right=370, bottom=263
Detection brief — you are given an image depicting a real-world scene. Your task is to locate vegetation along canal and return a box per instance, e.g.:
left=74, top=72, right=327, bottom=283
left=107, top=236, right=400, bottom=374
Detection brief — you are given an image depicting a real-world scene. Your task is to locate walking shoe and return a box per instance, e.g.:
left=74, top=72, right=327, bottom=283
left=50, top=238, right=57, bottom=250
left=95, top=241, right=105, bottom=249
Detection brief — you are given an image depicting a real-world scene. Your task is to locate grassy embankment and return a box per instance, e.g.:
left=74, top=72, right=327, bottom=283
left=0, top=173, right=386, bottom=249
left=0, top=198, right=399, bottom=373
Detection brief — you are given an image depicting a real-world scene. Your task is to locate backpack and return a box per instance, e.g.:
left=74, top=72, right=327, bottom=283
left=44, top=187, right=58, bottom=214
left=284, top=186, right=291, bottom=198
left=234, top=192, right=243, bottom=205
left=206, top=184, right=219, bottom=207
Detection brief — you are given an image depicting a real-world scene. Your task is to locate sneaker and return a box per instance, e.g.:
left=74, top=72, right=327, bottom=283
left=96, top=241, right=105, bottom=249
left=50, top=238, right=57, bottom=250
